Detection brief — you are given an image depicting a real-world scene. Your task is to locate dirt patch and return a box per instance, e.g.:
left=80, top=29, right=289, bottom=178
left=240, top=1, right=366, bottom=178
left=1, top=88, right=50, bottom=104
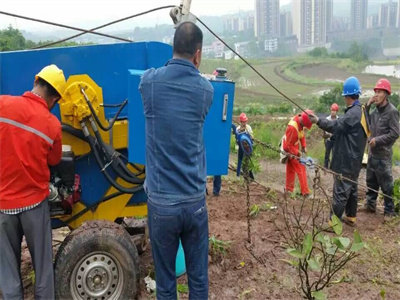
left=5, top=162, right=400, bottom=300
left=296, top=63, right=387, bottom=85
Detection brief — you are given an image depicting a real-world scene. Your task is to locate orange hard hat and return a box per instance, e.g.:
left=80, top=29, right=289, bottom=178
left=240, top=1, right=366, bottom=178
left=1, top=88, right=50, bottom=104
left=301, top=109, right=314, bottom=129
left=330, top=103, right=339, bottom=111
left=239, top=112, right=248, bottom=122
left=374, top=78, right=391, bottom=95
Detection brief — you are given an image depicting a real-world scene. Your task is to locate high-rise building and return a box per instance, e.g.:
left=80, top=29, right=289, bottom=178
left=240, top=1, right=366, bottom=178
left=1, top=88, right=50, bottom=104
left=351, top=0, right=368, bottom=30
left=397, top=0, right=400, bottom=28
left=379, top=3, right=389, bottom=27
left=378, top=1, right=398, bottom=28
left=224, top=14, right=255, bottom=33
left=292, top=0, right=328, bottom=47
left=367, top=14, right=378, bottom=29
left=254, top=0, right=280, bottom=38
left=280, top=11, right=293, bottom=37
left=326, top=0, right=333, bottom=32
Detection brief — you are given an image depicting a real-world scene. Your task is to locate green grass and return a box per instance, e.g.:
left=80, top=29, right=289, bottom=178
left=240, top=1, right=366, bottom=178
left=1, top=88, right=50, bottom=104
left=201, top=56, right=400, bottom=123
left=252, top=120, right=287, bottom=159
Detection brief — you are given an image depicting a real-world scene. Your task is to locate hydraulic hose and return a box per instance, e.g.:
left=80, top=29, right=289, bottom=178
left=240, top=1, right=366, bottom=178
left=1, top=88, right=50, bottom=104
left=80, top=87, right=127, bottom=131
left=88, top=117, right=144, bottom=184
left=81, top=120, right=143, bottom=194
left=62, top=123, right=88, bottom=141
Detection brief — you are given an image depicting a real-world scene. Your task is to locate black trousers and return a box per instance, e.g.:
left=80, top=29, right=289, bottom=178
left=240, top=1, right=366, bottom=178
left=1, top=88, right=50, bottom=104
left=366, top=157, right=394, bottom=214
left=332, top=175, right=359, bottom=219
left=324, top=139, right=334, bottom=168
left=0, top=199, right=54, bottom=300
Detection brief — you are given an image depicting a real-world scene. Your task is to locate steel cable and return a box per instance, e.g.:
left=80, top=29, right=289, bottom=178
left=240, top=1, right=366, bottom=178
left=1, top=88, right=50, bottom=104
left=0, top=6, right=175, bottom=49
left=196, top=16, right=307, bottom=113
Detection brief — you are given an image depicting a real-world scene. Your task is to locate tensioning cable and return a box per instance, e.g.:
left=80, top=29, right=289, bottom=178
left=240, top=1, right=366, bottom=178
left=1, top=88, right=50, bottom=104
left=0, top=5, right=175, bottom=49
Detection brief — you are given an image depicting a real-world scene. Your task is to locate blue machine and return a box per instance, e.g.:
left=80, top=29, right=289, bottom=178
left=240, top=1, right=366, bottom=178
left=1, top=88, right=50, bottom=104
left=0, top=42, right=235, bottom=206
left=0, top=41, right=236, bottom=298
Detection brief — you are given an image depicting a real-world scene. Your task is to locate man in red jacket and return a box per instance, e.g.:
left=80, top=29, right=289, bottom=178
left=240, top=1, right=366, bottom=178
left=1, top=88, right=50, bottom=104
left=0, top=64, right=66, bottom=299
left=283, top=110, right=314, bottom=196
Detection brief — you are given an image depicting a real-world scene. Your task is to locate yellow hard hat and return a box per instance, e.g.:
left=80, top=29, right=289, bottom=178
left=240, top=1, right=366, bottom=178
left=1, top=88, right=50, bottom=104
left=35, top=64, right=67, bottom=98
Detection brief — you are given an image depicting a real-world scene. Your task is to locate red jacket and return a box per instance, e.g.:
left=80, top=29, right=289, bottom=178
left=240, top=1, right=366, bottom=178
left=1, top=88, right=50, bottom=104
left=0, top=92, right=62, bottom=209
left=283, top=116, right=306, bottom=157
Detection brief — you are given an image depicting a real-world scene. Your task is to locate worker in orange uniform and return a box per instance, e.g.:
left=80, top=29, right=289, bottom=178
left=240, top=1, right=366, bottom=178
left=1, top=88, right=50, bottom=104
left=283, top=110, right=314, bottom=196
left=0, top=65, right=66, bottom=299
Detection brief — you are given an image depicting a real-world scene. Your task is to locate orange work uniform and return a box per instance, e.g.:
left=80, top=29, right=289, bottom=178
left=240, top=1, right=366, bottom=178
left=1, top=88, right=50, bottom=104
left=283, top=116, right=310, bottom=195
left=0, top=92, right=62, bottom=210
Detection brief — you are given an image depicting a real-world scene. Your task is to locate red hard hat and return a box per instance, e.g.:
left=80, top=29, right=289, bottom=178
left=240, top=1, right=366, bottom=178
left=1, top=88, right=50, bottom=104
left=301, top=109, right=314, bottom=130
left=239, top=112, right=248, bottom=122
left=374, top=78, right=391, bottom=95
left=330, top=103, right=339, bottom=111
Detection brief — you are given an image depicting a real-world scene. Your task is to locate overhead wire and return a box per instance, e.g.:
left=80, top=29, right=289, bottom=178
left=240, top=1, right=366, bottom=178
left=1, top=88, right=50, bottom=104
left=0, top=5, right=175, bottom=49
left=0, top=10, right=132, bottom=44
left=196, top=16, right=307, bottom=113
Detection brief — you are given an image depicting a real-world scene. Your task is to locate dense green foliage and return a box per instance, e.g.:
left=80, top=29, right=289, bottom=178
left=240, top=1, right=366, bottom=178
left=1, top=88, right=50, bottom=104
left=308, top=42, right=369, bottom=63
left=0, top=26, right=88, bottom=51
left=314, top=84, right=344, bottom=113
left=233, top=102, right=292, bottom=116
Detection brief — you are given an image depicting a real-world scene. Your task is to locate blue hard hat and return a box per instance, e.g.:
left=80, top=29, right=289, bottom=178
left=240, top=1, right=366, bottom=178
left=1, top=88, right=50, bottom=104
left=342, top=76, right=361, bottom=96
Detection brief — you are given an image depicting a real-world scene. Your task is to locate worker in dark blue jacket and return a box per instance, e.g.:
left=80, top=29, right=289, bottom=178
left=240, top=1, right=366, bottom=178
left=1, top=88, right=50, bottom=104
left=309, top=77, right=367, bottom=226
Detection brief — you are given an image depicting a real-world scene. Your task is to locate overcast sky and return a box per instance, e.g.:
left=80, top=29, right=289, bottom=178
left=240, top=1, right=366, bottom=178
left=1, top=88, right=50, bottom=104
left=0, top=0, right=289, bottom=32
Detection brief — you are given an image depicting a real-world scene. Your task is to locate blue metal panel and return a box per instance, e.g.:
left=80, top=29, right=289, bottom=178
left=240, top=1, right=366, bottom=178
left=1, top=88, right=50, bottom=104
left=0, top=42, right=172, bottom=119
left=128, top=74, right=236, bottom=175
left=204, top=80, right=235, bottom=175
left=75, top=154, right=110, bottom=207
left=128, top=70, right=146, bottom=164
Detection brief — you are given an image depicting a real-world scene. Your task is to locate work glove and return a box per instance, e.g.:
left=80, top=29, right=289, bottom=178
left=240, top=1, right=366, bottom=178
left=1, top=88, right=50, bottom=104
left=299, top=157, right=306, bottom=165
left=308, top=113, right=319, bottom=124
left=299, top=156, right=314, bottom=166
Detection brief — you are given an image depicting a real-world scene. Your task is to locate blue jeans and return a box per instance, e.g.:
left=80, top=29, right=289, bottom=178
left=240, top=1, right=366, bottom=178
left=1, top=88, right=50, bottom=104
left=147, top=198, right=209, bottom=300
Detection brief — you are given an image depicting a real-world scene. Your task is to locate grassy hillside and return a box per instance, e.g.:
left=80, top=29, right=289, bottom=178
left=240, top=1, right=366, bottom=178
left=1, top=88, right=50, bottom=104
left=201, top=56, right=400, bottom=113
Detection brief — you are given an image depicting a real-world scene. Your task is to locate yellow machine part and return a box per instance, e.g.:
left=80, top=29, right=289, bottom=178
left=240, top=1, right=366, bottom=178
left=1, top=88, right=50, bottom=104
left=55, top=74, right=143, bottom=229
left=59, top=74, right=128, bottom=155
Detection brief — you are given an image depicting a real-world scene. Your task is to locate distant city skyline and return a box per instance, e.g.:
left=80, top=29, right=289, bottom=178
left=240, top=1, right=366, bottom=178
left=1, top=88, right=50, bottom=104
left=0, top=0, right=291, bottom=32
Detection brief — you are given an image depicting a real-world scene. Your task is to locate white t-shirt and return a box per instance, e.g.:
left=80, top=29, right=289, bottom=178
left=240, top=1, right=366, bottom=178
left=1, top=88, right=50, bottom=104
left=324, top=115, right=338, bottom=140
left=236, top=124, right=253, bottom=139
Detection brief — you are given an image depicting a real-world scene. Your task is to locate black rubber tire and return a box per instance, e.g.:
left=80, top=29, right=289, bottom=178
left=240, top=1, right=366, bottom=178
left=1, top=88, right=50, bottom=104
left=54, top=220, right=139, bottom=300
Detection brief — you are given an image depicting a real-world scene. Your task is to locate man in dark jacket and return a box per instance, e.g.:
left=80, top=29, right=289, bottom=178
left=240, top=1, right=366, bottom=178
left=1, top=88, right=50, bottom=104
left=309, top=77, right=367, bottom=226
left=364, top=78, right=399, bottom=220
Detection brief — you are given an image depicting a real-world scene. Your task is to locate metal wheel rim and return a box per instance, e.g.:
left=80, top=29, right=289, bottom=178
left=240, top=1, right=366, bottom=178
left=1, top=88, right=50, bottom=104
left=71, top=251, right=123, bottom=300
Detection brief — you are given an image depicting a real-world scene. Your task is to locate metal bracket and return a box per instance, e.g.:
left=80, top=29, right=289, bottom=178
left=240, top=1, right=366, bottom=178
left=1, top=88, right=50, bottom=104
left=170, top=0, right=196, bottom=27
left=222, top=94, right=228, bottom=121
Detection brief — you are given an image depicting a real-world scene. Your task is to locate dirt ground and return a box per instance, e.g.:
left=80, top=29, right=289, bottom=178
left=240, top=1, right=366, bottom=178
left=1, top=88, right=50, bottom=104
left=5, top=160, right=400, bottom=300
left=295, top=63, right=386, bottom=86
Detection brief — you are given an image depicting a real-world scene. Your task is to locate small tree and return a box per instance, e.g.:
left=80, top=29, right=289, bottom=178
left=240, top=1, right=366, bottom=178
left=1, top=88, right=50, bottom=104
left=279, top=190, right=365, bottom=299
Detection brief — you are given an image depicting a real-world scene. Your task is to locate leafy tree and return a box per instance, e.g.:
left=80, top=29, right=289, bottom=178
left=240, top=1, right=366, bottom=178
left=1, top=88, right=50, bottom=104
left=314, top=84, right=344, bottom=113
left=388, top=93, right=399, bottom=108
left=1, top=25, right=91, bottom=51
left=0, top=26, right=26, bottom=51
left=308, top=47, right=328, bottom=58
left=347, top=41, right=368, bottom=62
